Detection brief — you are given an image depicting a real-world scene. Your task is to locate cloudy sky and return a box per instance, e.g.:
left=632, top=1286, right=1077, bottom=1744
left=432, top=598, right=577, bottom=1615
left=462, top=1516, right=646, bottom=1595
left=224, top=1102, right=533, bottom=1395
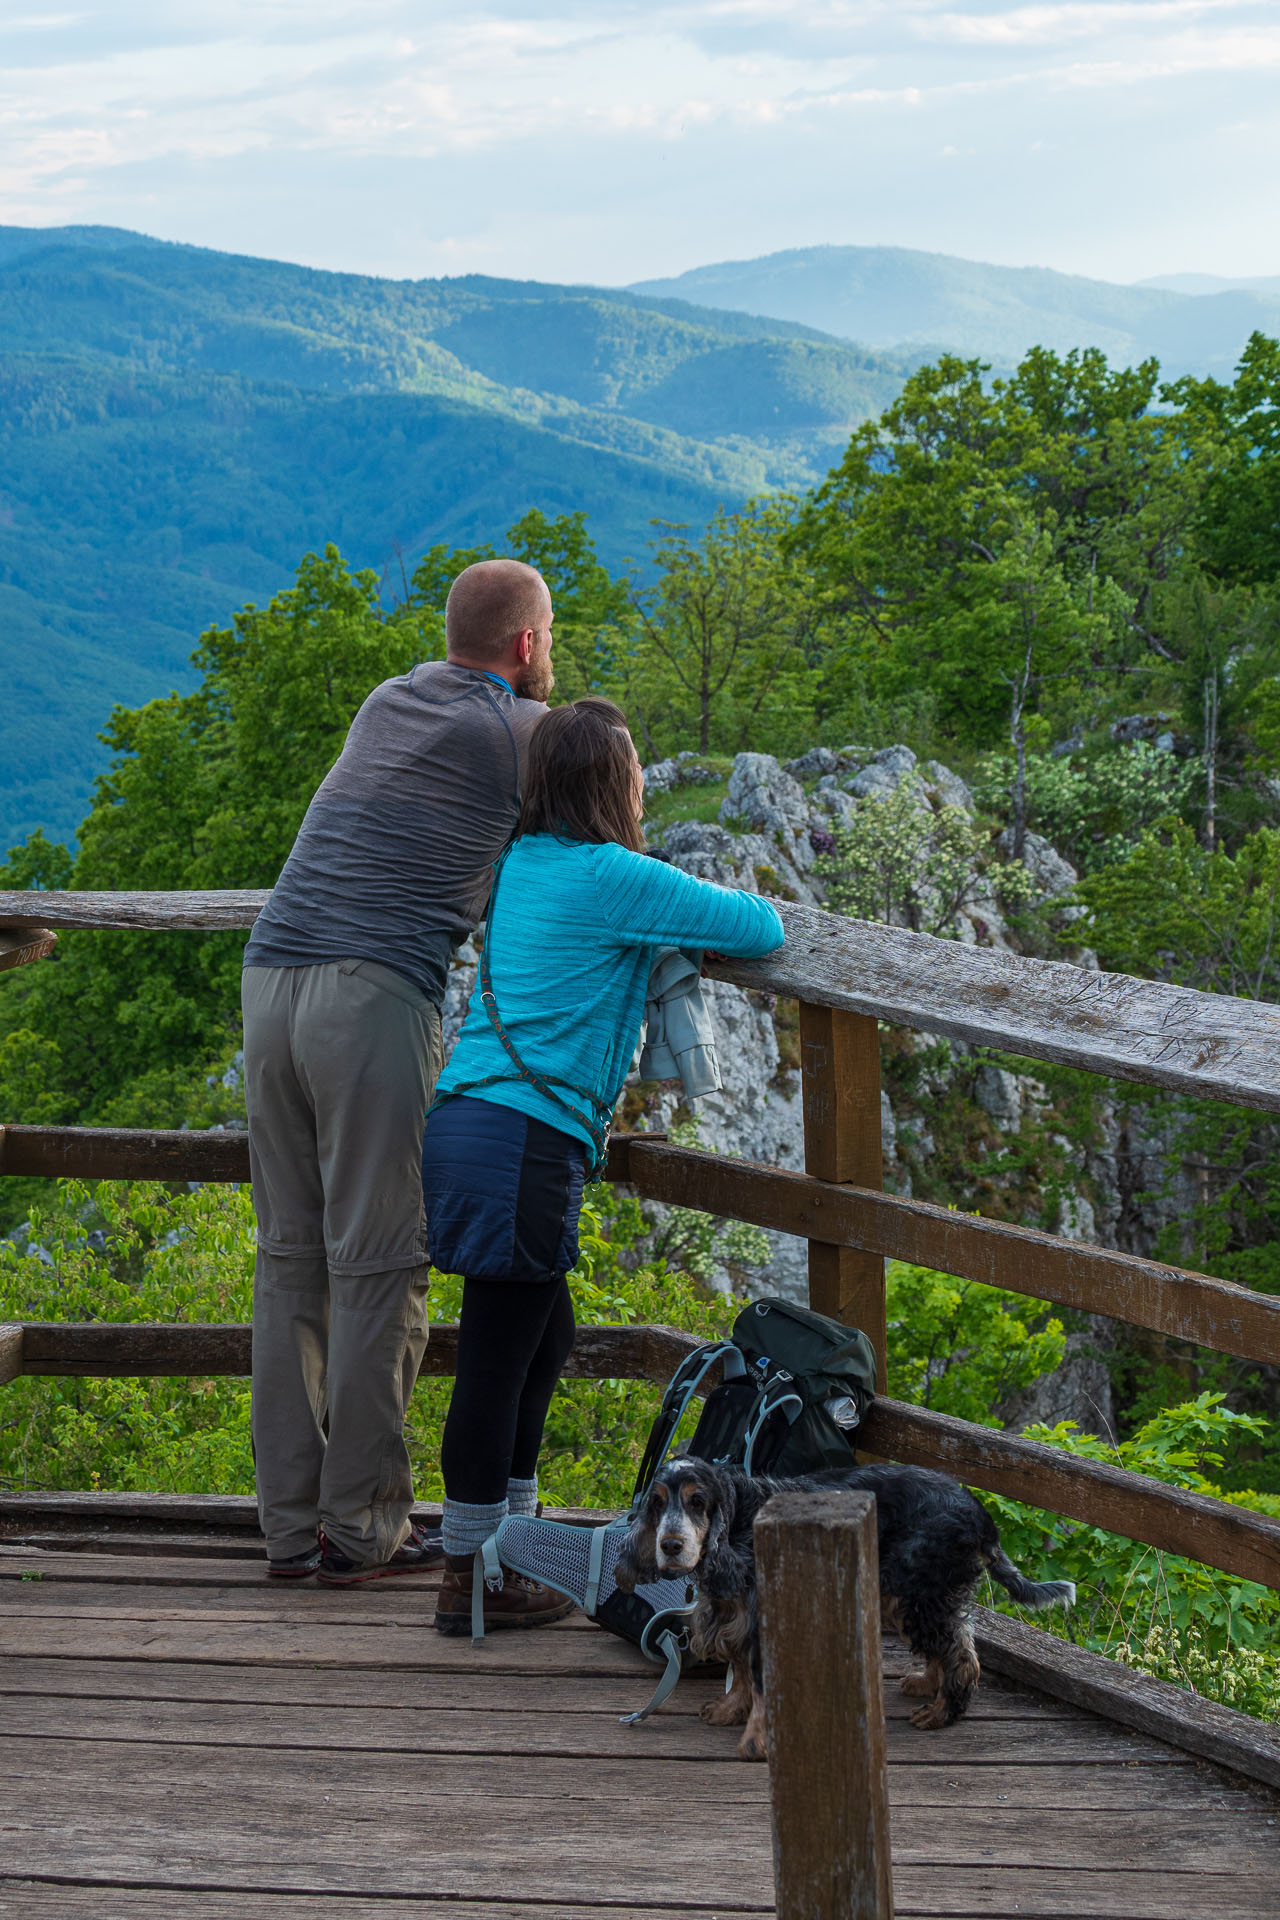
left=2, top=1, right=1277, bottom=287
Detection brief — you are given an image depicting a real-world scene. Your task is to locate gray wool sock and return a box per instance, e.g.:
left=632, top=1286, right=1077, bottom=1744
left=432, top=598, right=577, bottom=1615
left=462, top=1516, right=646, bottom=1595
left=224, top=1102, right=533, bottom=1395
left=442, top=1497, right=508, bottom=1559
left=507, top=1476, right=539, bottom=1517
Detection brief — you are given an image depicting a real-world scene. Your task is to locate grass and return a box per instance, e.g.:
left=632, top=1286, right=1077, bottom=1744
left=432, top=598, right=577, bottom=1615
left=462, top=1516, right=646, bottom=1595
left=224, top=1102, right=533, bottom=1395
left=641, top=758, right=734, bottom=838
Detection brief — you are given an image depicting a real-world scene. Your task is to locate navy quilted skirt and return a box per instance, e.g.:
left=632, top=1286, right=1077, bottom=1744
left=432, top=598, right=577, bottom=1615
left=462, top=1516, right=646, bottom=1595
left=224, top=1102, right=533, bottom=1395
left=422, top=1094, right=587, bottom=1283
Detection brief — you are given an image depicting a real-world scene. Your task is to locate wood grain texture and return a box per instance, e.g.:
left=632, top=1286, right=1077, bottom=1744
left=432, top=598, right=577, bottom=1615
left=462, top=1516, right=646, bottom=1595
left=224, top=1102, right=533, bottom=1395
left=1, top=1878, right=1277, bottom=1920
left=0, top=1124, right=251, bottom=1182
left=0, top=889, right=267, bottom=932
left=0, top=1647, right=1099, bottom=1730
left=0, top=927, right=55, bottom=972
left=0, top=1741, right=1272, bottom=1881
left=7, top=1700, right=1252, bottom=1808
left=0, top=1614, right=666, bottom=1672
left=974, top=1606, right=1280, bottom=1792
left=0, top=1698, right=1136, bottom=1758
left=862, top=1397, right=1280, bottom=1590
left=13, top=1319, right=684, bottom=1385
left=0, top=1490, right=267, bottom=1532
left=0, top=1893, right=769, bottom=1920
left=3, top=888, right=1277, bottom=1107
left=615, top=1137, right=1280, bottom=1366
left=801, top=1004, right=887, bottom=1386
left=758, top=1489, right=895, bottom=1920
left=0, top=1324, right=22, bottom=1388
left=711, top=901, right=1280, bottom=1110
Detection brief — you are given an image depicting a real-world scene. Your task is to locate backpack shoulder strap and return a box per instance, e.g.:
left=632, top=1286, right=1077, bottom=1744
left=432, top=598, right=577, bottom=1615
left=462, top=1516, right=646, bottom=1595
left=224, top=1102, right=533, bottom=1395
left=631, top=1341, right=743, bottom=1505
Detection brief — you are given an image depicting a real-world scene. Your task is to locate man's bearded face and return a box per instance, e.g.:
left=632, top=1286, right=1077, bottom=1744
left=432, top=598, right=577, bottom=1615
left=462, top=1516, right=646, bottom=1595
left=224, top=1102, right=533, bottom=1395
left=516, top=609, right=555, bottom=702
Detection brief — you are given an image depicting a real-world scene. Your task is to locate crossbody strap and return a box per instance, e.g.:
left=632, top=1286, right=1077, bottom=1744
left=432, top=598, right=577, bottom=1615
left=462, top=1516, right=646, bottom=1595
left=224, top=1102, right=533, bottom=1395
left=433, top=848, right=622, bottom=1179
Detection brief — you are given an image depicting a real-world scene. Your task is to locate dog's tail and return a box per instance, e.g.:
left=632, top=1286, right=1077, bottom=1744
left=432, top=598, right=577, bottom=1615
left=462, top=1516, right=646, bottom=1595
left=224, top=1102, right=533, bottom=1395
left=985, top=1545, right=1075, bottom=1611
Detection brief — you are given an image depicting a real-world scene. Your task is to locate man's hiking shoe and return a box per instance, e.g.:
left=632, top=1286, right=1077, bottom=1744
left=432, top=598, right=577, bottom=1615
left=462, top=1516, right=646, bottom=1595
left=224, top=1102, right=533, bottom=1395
left=316, top=1519, right=445, bottom=1587
left=267, top=1542, right=322, bottom=1579
left=434, top=1553, right=576, bottom=1634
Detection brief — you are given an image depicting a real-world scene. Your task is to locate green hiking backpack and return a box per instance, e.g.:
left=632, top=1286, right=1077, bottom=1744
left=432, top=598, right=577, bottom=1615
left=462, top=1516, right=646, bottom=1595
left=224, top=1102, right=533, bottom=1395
left=631, top=1295, right=878, bottom=1504
left=473, top=1296, right=878, bottom=1726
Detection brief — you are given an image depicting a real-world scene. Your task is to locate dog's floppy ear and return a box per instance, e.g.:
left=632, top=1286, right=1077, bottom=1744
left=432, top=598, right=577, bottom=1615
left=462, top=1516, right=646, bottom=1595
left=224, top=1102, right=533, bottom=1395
left=700, top=1471, right=747, bottom=1598
left=613, top=1501, right=660, bottom=1594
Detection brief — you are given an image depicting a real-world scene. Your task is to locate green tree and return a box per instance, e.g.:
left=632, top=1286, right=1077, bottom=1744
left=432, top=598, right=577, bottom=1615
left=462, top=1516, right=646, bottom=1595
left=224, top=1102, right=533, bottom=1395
left=885, top=1261, right=1066, bottom=1422
left=972, top=741, right=1200, bottom=876
left=789, top=349, right=1210, bottom=761
left=815, top=784, right=1000, bottom=934
left=1077, top=819, right=1280, bottom=1294
left=0, top=830, right=73, bottom=892
left=0, top=546, right=438, bottom=1139
left=0, top=516, right=635, bottom=1148
left=1148, top=573, right=1280, bottom=848
left=1078, top=817, right=1280, bottom=1000
left=623, top=500, right=820, bottom=757
left=1173, top=332, right=1280, bottom=589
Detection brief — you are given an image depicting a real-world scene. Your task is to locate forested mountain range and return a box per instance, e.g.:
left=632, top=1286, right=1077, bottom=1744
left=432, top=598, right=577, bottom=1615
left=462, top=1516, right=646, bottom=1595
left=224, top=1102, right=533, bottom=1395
left=632, top=245, right=1280, bottom=373
left=0, top=225, right=912, bottom=847
left=4, top=224, right=1276, bottom=848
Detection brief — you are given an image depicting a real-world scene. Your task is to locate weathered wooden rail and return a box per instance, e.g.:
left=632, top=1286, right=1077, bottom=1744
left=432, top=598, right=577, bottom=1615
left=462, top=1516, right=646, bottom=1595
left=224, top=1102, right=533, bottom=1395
left=3, top=883, right=1280, bottom=1906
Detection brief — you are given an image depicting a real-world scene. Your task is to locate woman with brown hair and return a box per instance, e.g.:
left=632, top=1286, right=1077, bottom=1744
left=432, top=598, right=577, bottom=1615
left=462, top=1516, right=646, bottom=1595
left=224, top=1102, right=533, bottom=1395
left=423, top=698, right=784, bottom=1633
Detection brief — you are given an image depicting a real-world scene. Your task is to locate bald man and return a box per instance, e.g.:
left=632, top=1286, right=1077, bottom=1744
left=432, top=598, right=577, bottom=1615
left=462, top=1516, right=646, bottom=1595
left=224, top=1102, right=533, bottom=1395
left=242, top=560, right=553, bottom=1584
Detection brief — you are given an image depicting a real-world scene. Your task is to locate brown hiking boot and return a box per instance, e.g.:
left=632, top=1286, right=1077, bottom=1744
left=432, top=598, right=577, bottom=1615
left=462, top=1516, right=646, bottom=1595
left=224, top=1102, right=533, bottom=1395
left=434, top=1553, right=576, bottom=1635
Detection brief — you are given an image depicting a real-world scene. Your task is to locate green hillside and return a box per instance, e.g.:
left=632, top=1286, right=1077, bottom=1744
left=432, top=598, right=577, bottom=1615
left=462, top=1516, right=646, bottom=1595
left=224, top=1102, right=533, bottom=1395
left=632, top=245, right=1280, bottom=375
left=0, top=228, right=915, bottom=848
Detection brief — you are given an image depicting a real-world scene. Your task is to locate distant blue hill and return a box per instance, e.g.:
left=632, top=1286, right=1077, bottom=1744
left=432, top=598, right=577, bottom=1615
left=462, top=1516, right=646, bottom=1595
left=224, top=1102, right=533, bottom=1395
left=631, top=244, right=1280, bottom=375
left=1137, top=272, right=1280, bottom=299
left=0, top=228, right=915, bottom=849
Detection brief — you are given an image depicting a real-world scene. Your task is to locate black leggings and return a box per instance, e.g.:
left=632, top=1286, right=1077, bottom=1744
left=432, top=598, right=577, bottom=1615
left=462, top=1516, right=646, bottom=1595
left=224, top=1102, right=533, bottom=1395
left=441, top=1274, right=576, bottom=1503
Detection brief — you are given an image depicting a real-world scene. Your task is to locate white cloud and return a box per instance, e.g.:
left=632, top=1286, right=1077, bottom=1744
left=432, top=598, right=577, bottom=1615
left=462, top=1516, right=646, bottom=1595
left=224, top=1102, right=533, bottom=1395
left=0, top=1, right=1276, bottom=281
left=919, top=1, right=1264, bottom=47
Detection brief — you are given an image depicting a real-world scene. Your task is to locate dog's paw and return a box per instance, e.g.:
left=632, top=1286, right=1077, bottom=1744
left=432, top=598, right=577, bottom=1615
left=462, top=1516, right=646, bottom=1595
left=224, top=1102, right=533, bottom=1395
left=737, top=1690, right=768, bottom=1760
left=701, top=1694, right=749, bottom=1727
left=899, top=1670, right=936, bottom=1697
left=909, top=1697, right=952, bottom=1731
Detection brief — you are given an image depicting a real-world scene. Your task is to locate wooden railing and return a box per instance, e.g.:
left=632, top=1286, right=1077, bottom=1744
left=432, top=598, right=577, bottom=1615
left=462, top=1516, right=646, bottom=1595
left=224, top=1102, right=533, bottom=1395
left=2, top=886, right=1279, bottom=1591
left=5, top=884, right=1280, bottom=1903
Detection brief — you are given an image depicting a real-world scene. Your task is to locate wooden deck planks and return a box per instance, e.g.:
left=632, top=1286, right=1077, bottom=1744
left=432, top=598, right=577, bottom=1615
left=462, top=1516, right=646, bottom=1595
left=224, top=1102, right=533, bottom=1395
left=0, top=1547, right=1276, bottom=1919
left=1, top=1877, right=1277, bottom=1920
left=1, top=1704, right=1271, bottom=1810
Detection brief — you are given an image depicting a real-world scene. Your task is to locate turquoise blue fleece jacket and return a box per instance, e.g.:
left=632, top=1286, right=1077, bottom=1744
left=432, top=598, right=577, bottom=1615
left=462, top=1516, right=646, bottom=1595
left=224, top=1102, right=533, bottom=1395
left=433, top=835, right=785, bottom=1156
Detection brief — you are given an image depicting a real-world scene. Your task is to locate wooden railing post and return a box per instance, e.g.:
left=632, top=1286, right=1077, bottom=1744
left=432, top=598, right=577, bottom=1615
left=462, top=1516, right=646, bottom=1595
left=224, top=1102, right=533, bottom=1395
left=756, top=1488, right=894, bottom=1920
left=0, top=1324, right=23, bottom=1387
left=800, top=1001, right=887, bottom=1386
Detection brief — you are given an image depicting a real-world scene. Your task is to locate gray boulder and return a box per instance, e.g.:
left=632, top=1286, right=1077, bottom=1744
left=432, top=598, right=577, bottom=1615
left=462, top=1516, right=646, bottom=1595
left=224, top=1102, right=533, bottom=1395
left=975, top=1064, right=1022, bottom=1130
left=922, top=761, right=975, bottom=811
left=641, top=751, right=720, bottom=795
left=721, top=753, right=809, bottom=835
left=847, top=743, right=920, bottom=801
left=1002, top=1329, right=1117, bottom=1441
left=720, top=753, right=819, bottom=876
left=784, top=746, right=839, bottom=778
left=813, top=786, right=859, bottom=828
left=997, top=828, right=1078, bottom=903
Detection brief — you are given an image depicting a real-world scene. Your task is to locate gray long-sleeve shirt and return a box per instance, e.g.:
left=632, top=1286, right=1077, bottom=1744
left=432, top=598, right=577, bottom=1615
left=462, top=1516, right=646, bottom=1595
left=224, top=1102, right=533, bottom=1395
left=243, top=662, right=546, bottom=1003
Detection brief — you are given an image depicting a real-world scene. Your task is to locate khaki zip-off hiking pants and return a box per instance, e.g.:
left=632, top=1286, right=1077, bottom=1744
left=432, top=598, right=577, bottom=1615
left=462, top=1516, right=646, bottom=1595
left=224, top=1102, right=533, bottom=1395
left=242, top=960, right=443, bottom=1566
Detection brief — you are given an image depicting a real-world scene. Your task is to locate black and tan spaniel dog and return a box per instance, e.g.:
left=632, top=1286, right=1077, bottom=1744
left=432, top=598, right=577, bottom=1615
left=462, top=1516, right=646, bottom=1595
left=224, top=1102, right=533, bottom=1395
left=614, top=1457, right=1075, bottom=1760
